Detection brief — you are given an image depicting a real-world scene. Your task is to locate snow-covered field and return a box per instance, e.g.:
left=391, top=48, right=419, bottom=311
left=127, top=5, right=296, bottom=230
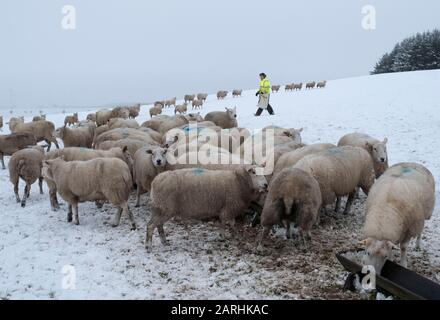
left=1, top=70, right=440, bottom=299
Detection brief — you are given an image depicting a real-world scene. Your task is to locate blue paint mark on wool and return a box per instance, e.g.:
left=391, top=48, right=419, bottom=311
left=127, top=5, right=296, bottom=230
left=193, top=168, right=204, bottom=176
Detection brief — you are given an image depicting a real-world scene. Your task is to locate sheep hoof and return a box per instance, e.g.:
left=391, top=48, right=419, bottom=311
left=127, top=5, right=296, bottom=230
left=73, top=220, right=79, bottom=225
left=111, top=223, right=119, bottom=228
left=130, top=223, right=137, bottom=231
left=21, top=202, right=26, bottom=208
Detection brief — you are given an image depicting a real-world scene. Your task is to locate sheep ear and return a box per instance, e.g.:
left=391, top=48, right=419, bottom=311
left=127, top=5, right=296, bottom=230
left=365, top=142, right=373, bottom=152
left=145, top=149, right=153, bottom=154
left=383, top=137, right=388, bottom=145
left=122, top=146, right=128, bottom=153
left=247, top=166, right=256, bottom=174
left=297, top=127, right=304, bottom=133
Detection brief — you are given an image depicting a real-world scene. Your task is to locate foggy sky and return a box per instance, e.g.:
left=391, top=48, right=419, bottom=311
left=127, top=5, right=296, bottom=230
left=1, top=0, right=439, bottom=109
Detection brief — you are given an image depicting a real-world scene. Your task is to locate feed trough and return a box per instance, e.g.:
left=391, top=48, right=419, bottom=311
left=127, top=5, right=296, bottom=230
left=336, top=249, right=440, bottom=300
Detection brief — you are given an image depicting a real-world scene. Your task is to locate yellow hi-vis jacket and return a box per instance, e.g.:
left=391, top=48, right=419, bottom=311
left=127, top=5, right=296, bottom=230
left=259, top=78, right=271, bottom=94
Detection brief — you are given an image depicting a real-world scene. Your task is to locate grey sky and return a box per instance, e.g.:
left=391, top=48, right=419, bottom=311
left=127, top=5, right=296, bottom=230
left=1, top=0, right=439, bottom=109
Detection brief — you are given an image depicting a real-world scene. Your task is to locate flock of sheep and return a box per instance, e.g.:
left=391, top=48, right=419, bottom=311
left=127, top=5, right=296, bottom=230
left=0, top=90, right=435, bottom=277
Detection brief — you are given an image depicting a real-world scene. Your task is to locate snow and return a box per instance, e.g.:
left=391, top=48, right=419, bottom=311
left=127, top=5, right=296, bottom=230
left=1, top=70, right=440, bottom=299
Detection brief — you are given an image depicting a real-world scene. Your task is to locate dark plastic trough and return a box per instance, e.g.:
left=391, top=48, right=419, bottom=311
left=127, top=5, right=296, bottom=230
left=336, top=249, right=440, bottom=300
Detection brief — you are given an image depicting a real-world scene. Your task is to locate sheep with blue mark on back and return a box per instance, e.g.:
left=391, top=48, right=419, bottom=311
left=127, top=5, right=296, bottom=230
left=145, top=166, right=267, bottom=251
left=361, top=162, right=435, bottom=273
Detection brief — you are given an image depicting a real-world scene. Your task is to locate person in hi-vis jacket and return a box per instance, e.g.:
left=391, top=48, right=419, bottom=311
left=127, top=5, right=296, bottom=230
left=255, top=73, right=275, bottom=116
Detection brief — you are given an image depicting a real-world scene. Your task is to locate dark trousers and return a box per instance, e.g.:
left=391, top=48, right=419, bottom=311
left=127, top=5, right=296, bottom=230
left=255, top=104, right=275, bottom=116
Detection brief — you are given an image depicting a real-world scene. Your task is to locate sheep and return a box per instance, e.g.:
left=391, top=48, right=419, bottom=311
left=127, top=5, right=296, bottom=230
left=128, top=104, right=141, bottom=119
left=259, top=167, right=322, bottom=246
left=92, top=124, right=110, bottom=146
left=217, top=91, right=228, bottom=100
left=306, top=81, right=316, bottom=89
left=0, top=116, right=3, bottom=130
left=95, top=109, right=113, bottom=126
left=232, top=89, right=243, bottom=98
left=316, top=81, right=327, bottom=88
left=111, top=106, right=130, bottom=119
left=166, top=127, right=241, bottom=155
left=56, top=126, right=94, bottom=148
left=8, top=118, right=59, bottom=151
left=64, top=113, right=78, bottom=127
left=197, top=93, right=208, bottom=102
left=86, top=113, right=97, bottom=123
left=8, top=146, right=45, bottom=207
left=285, top=84, right=294, bottom=91
left=33, top=115, right=46, bottom=122
left=45, top=146, right=134, bottom=211
left=204, top=107, right=237, bottom=129
left=271, top=85, right=281, bottom=93
left=149, top=105, right=163, bottom=118
left=361, top=162, right=435, bottom=273
left=42, top=157, right=136, bottom=229
left=107, top=118, right=140, bottom=129
left=261, top=126, right=303, bottom=145
left=192, top=100, right=203, bottom=110
left=77, top=120, right=97, bottom=128
left=94, top=128, right=158, bottom=149
left=145, top=167, right=267, bottom=250
left=260, top=141, right=306, bottom=175
left=271, top=144, right=335, bottom=179
left=97, top=138, right=150, bottom=159
left=175, top=103, right=188, bottom=115
left=133, top=146, right=168, bottom=207
left=293, top=146, right=375, bottom=215
left=157, top=114, right=204, bottom=135
left=338, top=133, right=388, bottom=178
left=294, top=83, right=303, bottom=90
left=141, top=115, right=171, bottom=132
left=138, top=127, right=163, bottom=144
left=164, top=98, right=177, bottom=108
left=0, top=132, right=37, bottom=169
left=184, top=94, right=196, bottom=104
left=236, top=127, right=304, bottom=167
left=154, top=101, right=165, bottom=109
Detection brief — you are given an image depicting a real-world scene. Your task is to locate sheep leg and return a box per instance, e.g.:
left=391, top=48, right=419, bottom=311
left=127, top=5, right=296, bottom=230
left=343, top=191, right=356, bottom=215
left=21, top=184, right=30, bottom=208
left=71, top=202, right=79, bottom=225
left=13, top=180, right=20, bottom=203
left=257, top=226, right=271, bottom=251
left=145, top=215, right=159, bottom=252
left=157, top=225, right=168, bottom=245
left=49, top=187, right=60, bottom=211
left=0, top=153, right=5, bottom=170
left=135, top=184, right=142, bottom=207
left=416, top=234, right=422, bottom=250
left=38, top=177, right=44, bottom=194
left=400, top=241, right=409, bottom=268
left=112, top=207, right=123, bottom=227
left=335, top=197, right=341, bottom=213
left=45, top=139, right=52, bottom=152
left=284, top=220, right=291, bottom=239
left=67, top=204, right=73, bottom=222
left=124, top=203, right=136, bottom=230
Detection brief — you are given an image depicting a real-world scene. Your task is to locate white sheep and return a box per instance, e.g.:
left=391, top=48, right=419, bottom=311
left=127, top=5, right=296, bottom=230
left=145, top=167, right=267, bottom=251
left=338, top=133, right=388, bottom=178
left=9, top=146, right=45, bottom=207
left=361, top=162, right=435, bottom=273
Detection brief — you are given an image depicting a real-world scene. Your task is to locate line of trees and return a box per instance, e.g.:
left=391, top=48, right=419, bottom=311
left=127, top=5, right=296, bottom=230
left=372, top=29, right=440, bottom=74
